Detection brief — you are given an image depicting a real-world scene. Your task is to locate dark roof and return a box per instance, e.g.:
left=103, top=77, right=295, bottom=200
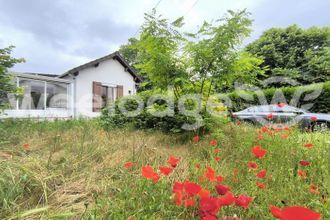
left=59, top=51, right=141, bottom=83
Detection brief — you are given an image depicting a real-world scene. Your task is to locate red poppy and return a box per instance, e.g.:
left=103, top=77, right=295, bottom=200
left=193, top=135, right=200, bottom=142
left=267, top=113, right=273, bottom=120
left=159, top=166, right=174, bottom=176
left=127, top=217, right=135, bottom=220
left=172, top=181, right=184, bottom=193
left=198, top=188, right=210, bottom=198
left=199, top=196, right=220, bottom=217
left=256, top=182, right=266, bottom=189
left=195, top=163, right=201, bottom=169
left=167, top=156, right=180, bottom=167
left=22, top=143, right=30, bottom=150
left=236, top=121, right=241, bottom=126
left=202, top=215, right=218, bottom=220
left=270, top=206, right=282, bottom=218
left=124, top=162, right=135, bottom=169
left=310, top=116, right=317, bottom=121
left=203, top=166, right=216, bottom=182
left=270, top=206, right=321, bottom=220
left=215, top=184, right=230, bottom=195
left=214, top=156, right=221, bottom=162
left=256, top=135, right=263, bottom=140
left=184, top=181, right=202, bottom=197
left=184, top=198, right=195, bottom=207
left=213, top=148, right=220, bottom=154
left=261, top=126, right=269, bottom=133
left=216, top=175, right=224, bottom=183
left=281, top=134, right=289, bottom=140
left=310, top=184, right=320, bottom=194
left=209, top=139, right=217, bottom=146
left=303, top=143, right=314, bottom=149
left=256, top=169, right=267, bottom=178
left=297, top=170, right=307, bottom=179
left=141, top=166, right=160, bottom=182
left=218, top=191, right=235, bottom=206
left=252, top=145, right=267, bottom=159
left=299, top=160, right=311, bottom=166
left=235, top=194, right=253, bottom=209
left=248, top=162, right=258, bottom=169
left=277, top=103, right=285, bottom=108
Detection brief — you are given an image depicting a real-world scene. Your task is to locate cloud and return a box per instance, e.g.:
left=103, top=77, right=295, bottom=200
left=0, top=0, right=328, bottom=74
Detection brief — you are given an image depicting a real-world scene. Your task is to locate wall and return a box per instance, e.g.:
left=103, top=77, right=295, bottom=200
left=65, top=58, right=137, bottom=117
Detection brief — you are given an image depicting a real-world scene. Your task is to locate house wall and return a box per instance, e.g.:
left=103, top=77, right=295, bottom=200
left=63, top=58, right=137, bottom=117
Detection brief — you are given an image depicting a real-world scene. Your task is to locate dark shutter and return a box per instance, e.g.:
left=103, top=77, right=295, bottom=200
left=116, top=85, right=123, bottom=98
left=92, top=81, right=102, bottom=112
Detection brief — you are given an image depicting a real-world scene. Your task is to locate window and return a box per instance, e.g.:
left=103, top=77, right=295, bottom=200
left=19, top=79, right=45, bottom=110
left=101, top=85, right=116, bottom=108
left=46, top=82, right=68, bottom=108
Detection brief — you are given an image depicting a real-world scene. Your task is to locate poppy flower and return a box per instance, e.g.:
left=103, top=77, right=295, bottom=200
left=215, top=184, right=230, bottom=195
left=303, top=143, right=314, bottom=149
left=218, top=191, right=235, bottom=206
left=310, top=116, right=317, bottom=121
left=277, top=103, right=285, bottom=108
left=281, top=134, right=289, bottom=140
left=256, top=135, right=263, bottom=140
left=199, top=196, right=220, bottom=216
left=124, top=162, right=135, bottom=169
left=256, top=182, right=266, bottom=189
left=202, top=215, right=218, bottom=220
left=214, top=156, right=221, bottom=162
left=213, top=148, right=220, bottom=154
left=267, top=113, right=273, bottom=120
left=203, top=166, right=216, bottom=182
left=141, top=166, right=160, bottom=182
left=261, top=126, right=269, bottom=133
left=159, top=166, right=174, bottom=176
left=299, top=160, right=311, bottom=166
left=256, top=169, right=267, bottom=178
left=297, top=170, right=307, bottom=179
left=195, top=163, right=201, bottom=169
left=167, top=156, right=180, bottom=167
left=184, top=181, right=202, bottom=197
left=193, top=135, right=200, bottom=142
left=270, top=206, right=283, bottom=218
left=184, top=198, right=195, bottom=207
left=310, top=184, right=320, bottom=194
left=127, top=217, right=135, bottom=220
left=235, top=194, right=253, bottom=209
left=198, top=188, right=211, bottom=198
left=236, top=121, right=241, bottom=126
left=22, top=143, right=30, bottom=150
left=252, top=145, right=267, bottom=159
left=209, top=139, right=217, bottom=146
left=248, top=162, right=258, bottom=169
left=270, top=206, right=321, bottom=220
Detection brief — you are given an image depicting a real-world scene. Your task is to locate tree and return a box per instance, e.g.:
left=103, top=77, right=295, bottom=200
left=118, top=37, right=139, bottom=66
left=133, top=9, right=264, bottom=100
left=245, top=25, right=330, bottom=87
left=0, top=46, right=24, bottom=110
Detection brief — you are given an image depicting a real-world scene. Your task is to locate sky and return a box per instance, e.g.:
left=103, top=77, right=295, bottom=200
left=0, top=0, right=329, bottom=75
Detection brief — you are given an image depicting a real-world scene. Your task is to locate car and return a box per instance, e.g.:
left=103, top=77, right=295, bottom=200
left=231, top=104, right=330, bottom=131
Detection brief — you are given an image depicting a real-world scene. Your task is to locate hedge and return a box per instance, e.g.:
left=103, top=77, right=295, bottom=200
left=226, top=81, right=330, bottom=113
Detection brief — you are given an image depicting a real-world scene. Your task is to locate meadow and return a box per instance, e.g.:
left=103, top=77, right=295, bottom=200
left=0, top=119, right=329, bottom=219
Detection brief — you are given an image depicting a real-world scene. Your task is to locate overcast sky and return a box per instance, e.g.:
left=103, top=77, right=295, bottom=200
left=0, top=0, right=329, bottom=74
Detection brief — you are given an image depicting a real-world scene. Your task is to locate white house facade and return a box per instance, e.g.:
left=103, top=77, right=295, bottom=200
left=1, top=52, right=141, bottom=119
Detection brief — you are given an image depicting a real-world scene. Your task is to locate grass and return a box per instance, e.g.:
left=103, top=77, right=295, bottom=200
left=0, top=119, right=329, bottom=219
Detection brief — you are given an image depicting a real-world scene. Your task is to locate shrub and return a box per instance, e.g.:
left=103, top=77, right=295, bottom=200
left=227, top=81, right=330, bottom=113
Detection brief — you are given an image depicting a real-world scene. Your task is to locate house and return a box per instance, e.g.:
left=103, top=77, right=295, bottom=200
left=1, top=52, right=141, bottom=119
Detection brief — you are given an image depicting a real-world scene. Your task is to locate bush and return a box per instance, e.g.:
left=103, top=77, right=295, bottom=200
left=99, top=93, right=220, bottom=134
left=227, top=81, right=330, bottom=113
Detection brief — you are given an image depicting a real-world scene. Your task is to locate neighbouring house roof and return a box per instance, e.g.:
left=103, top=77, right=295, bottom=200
left=11, top=72, right=72, bottom=84
left=59, top=51, right=142, bottom=83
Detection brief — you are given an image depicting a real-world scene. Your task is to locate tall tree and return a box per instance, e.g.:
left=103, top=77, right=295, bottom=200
left=0, top=46, right=24, bottom=110
left=246, top=25, right=330, bottom=87
left=133, top=9, right=264, bottom=99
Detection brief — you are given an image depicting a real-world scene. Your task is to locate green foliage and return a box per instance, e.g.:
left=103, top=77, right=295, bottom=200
left=227, top=81, right=330, bottom=113
left=128, top=9, right=264, bottom=98
left=118, top=37, right=139, bottom=66
left=0, top=46, right=24, bottom=111
left=246, top=25, right=330, bottom=86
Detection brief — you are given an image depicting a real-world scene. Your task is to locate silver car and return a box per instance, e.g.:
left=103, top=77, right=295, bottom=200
left=232, top=105, right=330, bottom=131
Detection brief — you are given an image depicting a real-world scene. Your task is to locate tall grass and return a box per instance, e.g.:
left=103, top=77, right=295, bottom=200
left=0, top=119, right=329, bottom=219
